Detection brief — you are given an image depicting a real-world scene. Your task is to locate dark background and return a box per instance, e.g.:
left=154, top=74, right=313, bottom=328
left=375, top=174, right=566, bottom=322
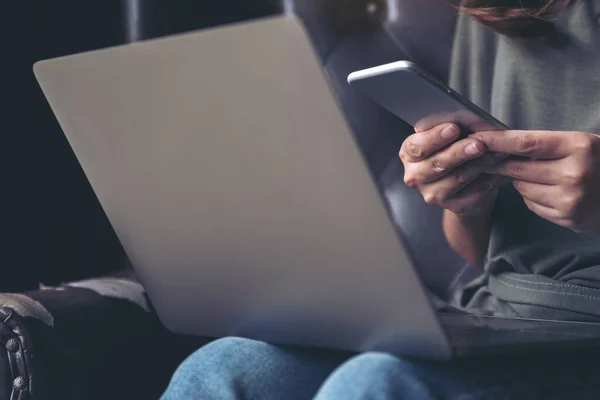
left=0, top=0, right=281, bottom=291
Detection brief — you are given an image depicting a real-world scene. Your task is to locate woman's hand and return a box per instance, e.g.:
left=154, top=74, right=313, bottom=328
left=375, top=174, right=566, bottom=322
left=399, top=123, right=503, bottom=216
left=473, top=130, right=600, bottom=233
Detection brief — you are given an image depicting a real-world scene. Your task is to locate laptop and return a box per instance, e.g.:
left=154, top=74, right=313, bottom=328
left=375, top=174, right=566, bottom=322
left=33, top=15, right=600, bottom=360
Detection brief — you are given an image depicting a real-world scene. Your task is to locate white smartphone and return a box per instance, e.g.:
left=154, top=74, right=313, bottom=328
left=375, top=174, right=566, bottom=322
left=347, top=61, right=508, bottom=135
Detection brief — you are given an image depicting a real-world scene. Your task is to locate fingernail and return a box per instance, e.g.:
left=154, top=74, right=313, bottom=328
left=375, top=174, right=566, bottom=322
left=465, top=142, right=482, bottom=156
left=441, top=124, right=459, bottom=139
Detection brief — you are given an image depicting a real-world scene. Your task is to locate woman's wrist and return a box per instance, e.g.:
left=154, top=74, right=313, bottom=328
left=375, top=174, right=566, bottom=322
left=443, top=208, right=494, bottom=267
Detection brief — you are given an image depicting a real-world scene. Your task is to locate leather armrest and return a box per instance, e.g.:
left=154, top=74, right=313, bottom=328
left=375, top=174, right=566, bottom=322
left=0, top=276, right=205, bottom=400
left=0, top=307, right=35, bottom=400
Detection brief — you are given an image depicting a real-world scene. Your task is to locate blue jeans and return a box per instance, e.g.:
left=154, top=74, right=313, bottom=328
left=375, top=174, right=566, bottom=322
left=160, top=337, right=600, bottom=399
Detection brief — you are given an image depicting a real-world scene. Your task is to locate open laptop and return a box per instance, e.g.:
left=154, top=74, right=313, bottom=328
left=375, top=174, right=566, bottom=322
left=33, top=15, right=600, bottom=360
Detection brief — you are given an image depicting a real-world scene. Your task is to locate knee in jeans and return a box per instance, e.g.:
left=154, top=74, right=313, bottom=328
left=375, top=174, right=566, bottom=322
left=327, top=352, right=426, bottom=390
left=316, top=353, right=432, bottom=399
left=164, top=337, right=274, bottom=397
left=340, top=352, right=416, bottom=378
left=174, top=337, right=283, bottom=380
left=181, top=337, right=271, bottom=371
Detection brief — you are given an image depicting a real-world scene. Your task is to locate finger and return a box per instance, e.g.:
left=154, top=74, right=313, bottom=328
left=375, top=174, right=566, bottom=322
left=414, top=114, right=454, bottom=132
left=470, top=130, right=572, bottom=159
left=410, top=138, right=486, bottom=184
left=421, top=154, right=501, bottom=203
left=416, top=110, right=504, bottom=135
left=451, top=111, right=504, bottom=134
left=444, top=174, right=501, bottom=215
left=512, top=180, right=556, bottom=209
left=522, top=197, right=564, bottom=222
left=487, top=158, right=561, bottom=184
left=400, top=123, right=460, bottom=162
left=456, top=173, right=503, bottom=196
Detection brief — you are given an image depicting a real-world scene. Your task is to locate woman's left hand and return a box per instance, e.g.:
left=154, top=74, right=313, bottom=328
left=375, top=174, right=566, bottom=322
left=472, top=130, right=600, bottom=233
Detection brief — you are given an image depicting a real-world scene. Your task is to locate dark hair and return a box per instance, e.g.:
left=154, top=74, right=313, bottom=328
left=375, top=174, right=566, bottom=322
left=459, top=0, right=574, bottom=37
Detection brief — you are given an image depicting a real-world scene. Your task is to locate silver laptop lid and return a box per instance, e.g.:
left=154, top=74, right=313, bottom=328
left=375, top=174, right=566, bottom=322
left=33, top=16, right=451, bottom=359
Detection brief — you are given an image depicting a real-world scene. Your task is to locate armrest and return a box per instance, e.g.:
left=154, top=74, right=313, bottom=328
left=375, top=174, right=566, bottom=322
left=0, top=276, right=205, bottom=400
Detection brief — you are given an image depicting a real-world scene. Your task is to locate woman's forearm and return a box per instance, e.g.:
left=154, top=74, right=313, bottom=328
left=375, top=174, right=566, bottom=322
left=442, top=209, right=493, bottom=268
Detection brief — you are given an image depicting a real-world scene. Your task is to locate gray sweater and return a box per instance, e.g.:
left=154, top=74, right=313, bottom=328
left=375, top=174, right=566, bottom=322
left=449, top=1, right=600, bottom=320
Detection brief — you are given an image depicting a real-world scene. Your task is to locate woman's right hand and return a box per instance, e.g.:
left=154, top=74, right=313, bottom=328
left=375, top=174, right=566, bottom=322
left=399, top=123, right=502, bottom=216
